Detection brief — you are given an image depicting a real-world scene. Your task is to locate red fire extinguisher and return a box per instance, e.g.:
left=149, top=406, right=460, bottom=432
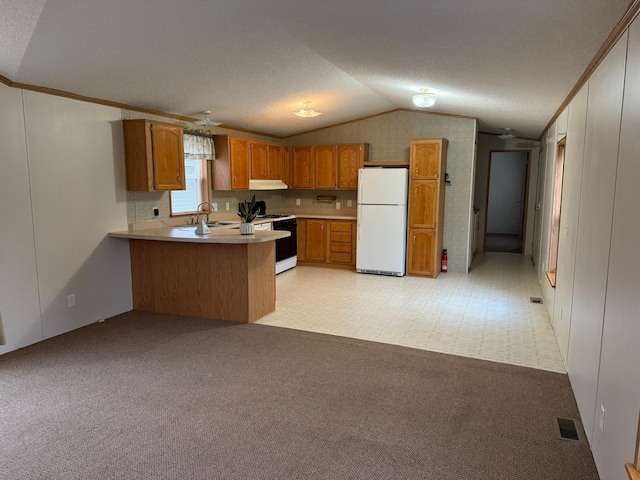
left=441, top=249, right=448, bottom=273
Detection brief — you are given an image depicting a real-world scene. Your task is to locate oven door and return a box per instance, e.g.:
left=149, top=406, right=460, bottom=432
left=273, top=218, right=297, bottom=271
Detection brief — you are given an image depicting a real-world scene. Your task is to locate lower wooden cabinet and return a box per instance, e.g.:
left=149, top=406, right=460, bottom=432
left=407, top=228, right=436, bottom=276
left=298, top=218, right=356, bottom=269
left=305, top=219, right=327, bottom=262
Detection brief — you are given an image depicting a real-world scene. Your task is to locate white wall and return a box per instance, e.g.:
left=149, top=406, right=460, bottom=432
left=0, top=85, right=42, bottom=352
left=591, top=18, right=640, bottom=477
left=536, top=18, right=640, bottom=480
left=567, top=31, right=627, bottom=446
left=0, top=85, right=132, bottom=354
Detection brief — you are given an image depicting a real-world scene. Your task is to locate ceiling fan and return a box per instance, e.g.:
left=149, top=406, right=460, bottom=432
left=194, top=110, right=221, bottom=127
left=497, top=128, right=515, bottom=140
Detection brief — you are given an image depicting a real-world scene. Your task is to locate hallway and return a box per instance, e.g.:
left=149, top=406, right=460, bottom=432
left=258, top=252, right=565, bottom=373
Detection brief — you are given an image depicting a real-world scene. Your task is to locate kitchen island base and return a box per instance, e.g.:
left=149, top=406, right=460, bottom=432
left=129, top=239, right=275, bottom=323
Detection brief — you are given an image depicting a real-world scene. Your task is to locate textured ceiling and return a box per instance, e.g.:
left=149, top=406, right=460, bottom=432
left=0, top=0, right=632, bottom=138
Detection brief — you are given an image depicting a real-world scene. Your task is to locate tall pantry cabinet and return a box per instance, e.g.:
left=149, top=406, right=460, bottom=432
left=406, top=138, right=448, bottom=277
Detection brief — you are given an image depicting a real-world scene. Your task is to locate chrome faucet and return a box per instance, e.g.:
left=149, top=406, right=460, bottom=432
left=195, top=202, right=216, bottom=225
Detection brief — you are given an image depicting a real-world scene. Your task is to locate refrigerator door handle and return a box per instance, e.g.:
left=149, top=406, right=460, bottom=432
left=357, top=204, right=362, bottom=240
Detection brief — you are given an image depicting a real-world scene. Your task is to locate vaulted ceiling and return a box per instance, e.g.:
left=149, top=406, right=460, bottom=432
left=0, top=0, right=632, bottom=138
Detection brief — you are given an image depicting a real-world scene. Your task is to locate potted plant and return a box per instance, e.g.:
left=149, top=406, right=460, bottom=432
left=238, top=194, right=258, bottom=234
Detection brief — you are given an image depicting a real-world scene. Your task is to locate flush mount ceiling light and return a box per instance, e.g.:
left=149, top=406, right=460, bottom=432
left=194, top=110, right=222, bottom=127
left=412, top=88, right=437, bottom=108
left=293, top=101, right=322, bottom=118
left=498, top=128, right=516, bottom=140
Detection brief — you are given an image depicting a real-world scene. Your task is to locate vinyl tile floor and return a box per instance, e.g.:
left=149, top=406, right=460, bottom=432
left=257, top=252, right=566, bottom=373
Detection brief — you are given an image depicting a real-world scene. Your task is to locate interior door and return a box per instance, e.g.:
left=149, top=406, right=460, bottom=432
left=485, top=151, right=528, bottom=253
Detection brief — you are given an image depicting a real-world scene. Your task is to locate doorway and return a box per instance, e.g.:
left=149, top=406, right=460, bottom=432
left=485, top=151, right=530, bottom=253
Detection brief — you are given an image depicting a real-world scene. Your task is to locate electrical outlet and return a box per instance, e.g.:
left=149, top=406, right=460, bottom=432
left=153, top=207, right=159, bottom=217
left=225, top=202, right=230, bottom=211
left=336, top=202, right=341, bottom=210
left=599, top=405, right=605, bottom=432
left=68, top=294, right=76, bottom=308
left=211, top=203, right=218, bottom=212
left=347, top=200, right=353, bottom=207
left=296, top=199, right=301, bottom=206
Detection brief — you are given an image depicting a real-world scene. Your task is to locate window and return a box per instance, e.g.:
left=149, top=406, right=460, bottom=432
left=170, top=133, right=214, bottom=215
left=547, top=138, right=566, bottom=287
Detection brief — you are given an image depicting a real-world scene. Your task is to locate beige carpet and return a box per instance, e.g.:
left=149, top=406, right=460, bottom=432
left=0, top=311, right=599, bottom=479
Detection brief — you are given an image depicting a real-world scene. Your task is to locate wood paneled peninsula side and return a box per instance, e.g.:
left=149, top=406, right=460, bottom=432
left=109, top=226, right=289, bottom=323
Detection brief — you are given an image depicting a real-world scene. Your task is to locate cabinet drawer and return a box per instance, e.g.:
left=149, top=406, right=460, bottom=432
left=330, top=252, right=352, bottom=264
left=330, top=243, right=352, bottom=253
left=330, top=222, right=352, bottom=232
left=330, top=232, right=351, bottom=243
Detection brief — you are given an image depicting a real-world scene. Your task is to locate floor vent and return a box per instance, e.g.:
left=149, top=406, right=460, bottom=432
left=556, top=417, right=580, bottom=441
left=530, top=297, right=543, bottom=304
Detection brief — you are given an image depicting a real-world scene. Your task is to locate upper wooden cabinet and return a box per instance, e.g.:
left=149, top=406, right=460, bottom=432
left=123, top=119, right=185, bottom=192
left=250, top=142, right=282, bottom=180
left=337, top=144, right=368, bottom=189
left=282, top=146, right=292, bottom=187
left=288, top=143, right=368, bottom=190
left=292, top=146, right=314, bottom=188
left=213, top=135, right=250, bottom=190
left=411, top=141, right=443, bottom=180
left=267, top=144, right=282, bottom=180
left=314, top=145, right=337, bottom=189
left=250, top=142, right=268, bottom=179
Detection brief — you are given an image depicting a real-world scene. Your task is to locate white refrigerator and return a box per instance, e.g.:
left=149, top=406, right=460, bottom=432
left=356, top=168, right=408, bottom=276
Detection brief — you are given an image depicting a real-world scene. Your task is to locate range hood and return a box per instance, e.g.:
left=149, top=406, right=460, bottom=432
left=248, top=179, right=288, bottom=190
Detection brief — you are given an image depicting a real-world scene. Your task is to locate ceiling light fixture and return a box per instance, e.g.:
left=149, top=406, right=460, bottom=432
left=412, top=88, right=437, bottom=108
left=498, top=128, right=515, bottom=140
left=293, top=101, right=322, bottom=118
left=194, top=110, right=222, bottom=127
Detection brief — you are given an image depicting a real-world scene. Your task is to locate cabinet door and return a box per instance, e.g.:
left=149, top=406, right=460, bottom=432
left=305, top=219, right=327, bottom=262
left=151, top=124, right=185, bottom=190
left=282, top=146, right=292, bottom=187
left=267, top=144, right=282, bottom=180
left=230, top=137, right=250, bottom=189
left=297, top=219, right=306, bottom=261
left=337, top=145, right=362, bottom=189
left=408, top=181, right=438, bottom=228
left=315, top=145, right=337, bottom=189
left=292, top=146, right=313, bottom=188
left=411, top=142, right=441, bottom=180
left=250, top=142, right=267, bottom=179
left=407, top=228, right=435, bottom=276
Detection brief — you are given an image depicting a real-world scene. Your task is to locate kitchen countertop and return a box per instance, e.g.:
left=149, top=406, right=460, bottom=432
left=292, top=213, right=356, bottom=220
left=109, top=224, right=289, bottom=244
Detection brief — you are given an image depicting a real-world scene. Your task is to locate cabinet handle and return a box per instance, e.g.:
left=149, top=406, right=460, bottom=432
left=321, top=225, right=324, bottom=232
left=414, top=187, right=417, bottom=195
left=415, top=168, right=418, bottom=174
left=413, top=235, right=416, bottom=244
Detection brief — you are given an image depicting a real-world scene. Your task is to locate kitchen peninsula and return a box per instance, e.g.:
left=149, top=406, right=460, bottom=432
left=109, top=225, right=289, bottom=323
